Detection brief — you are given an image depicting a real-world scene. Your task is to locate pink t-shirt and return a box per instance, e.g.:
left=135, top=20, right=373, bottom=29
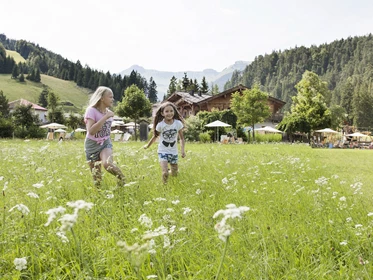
left=84, top=107, right=113, bottom=143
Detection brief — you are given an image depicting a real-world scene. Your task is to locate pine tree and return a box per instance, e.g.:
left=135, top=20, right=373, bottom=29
left=11, top=64, right=19, bottom=79
left=19, top=73, right=25, bottom=82
left=167, top=76, right=177, bottom=97
left=148, top=77, right=158, bottom=103
left=200, top=76, right=209, bottom=93
left=182, top=72, right=189, bottom=91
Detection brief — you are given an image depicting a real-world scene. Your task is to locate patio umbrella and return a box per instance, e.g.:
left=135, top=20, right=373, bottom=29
left=315, top=128, right=338, bottom=133
left=255, top=126, right=283, bottom=133
left=205, top=120, right=231, bottom=142
left=75, top=128, right=86, bottom=132
left=54, top=129, right=66, bottom=133
left=346, top=132, right=367, bottom=137
left=40, top=123, right=67, bottom=129
left=111, top=129, right=123, bottom=134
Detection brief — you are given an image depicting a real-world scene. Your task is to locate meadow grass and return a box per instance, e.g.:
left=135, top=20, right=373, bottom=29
left=5, top=50, right=26, bottom=64
left=1, top=140, right=373, bottom=279
left=0, top=74, right=90, bottom=110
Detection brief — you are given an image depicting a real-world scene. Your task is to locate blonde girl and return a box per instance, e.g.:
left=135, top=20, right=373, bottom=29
left=84, top=86, right=125, bottom=186
left=144, top=102, right=186, bottom=184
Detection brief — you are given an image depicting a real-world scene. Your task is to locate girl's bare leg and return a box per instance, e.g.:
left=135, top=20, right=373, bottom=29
left=160, top=161, right=169, bottom=184
left=88, top=161, right=102, bottom=186
left=100, top=148, right=125, bottom=184
left=170, top=164, right=178, bottom=176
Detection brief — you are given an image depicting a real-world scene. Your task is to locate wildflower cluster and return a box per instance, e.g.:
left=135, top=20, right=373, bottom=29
left=213, top=203, right=250, bottom=242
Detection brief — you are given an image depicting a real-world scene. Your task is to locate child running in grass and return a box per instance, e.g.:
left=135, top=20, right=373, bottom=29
left=144, top=102, right=186, bottom=184
left=84, top=86, right=125, bottom=187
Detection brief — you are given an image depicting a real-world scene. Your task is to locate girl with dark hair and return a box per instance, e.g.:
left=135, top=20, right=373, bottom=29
left=144, top=102, right=186, bottom=184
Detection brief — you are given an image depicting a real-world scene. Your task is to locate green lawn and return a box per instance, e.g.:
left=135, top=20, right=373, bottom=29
left=1, top=141, right=373, bottom=279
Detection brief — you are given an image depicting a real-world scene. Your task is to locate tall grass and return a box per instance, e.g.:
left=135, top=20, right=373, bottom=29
left=1, top=139, right=373, bottom=279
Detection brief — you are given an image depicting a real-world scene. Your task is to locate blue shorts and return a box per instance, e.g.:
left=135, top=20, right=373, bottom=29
left=158, top=153, right=178, bottom=164
left=85, top=138, right=113, bottom=162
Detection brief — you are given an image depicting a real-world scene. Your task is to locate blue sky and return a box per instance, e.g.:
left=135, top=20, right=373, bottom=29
left=2, top=0, right=373, bottom=73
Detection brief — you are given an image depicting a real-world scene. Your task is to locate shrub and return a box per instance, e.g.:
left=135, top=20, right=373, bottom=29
left=199, top=132, right=211, bottom=143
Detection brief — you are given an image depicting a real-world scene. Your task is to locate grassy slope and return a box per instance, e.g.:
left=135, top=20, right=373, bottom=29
left=0, top=74, right=91, bottom=111
left=5, top=49, right=26, bottom=63
left=2, top=49, right=91, bottom=112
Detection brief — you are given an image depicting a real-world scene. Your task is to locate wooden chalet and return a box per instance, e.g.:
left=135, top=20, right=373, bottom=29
left=166, top=84, right=286, bottom=122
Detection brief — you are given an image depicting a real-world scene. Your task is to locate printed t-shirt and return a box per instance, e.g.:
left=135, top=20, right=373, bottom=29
left=84, top=107, right=112, bottom=144
left=156, top=119, right=183, bottom=155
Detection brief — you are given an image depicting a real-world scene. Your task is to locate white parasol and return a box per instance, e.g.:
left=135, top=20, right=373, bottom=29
left=255, top=126, right=283, bottom=133
left=205, top=120, right=231, bottom=142
left=40, top=123, right=67, bottom=129
left=75, top=128, right=86, bottom=132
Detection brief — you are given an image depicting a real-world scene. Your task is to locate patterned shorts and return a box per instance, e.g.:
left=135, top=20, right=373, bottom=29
left=158, top=153, right=178, bottom=164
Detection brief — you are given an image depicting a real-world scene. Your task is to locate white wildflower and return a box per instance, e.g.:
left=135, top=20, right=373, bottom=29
left=171, top=200, right=180, bottom=205
left=66, top=200, right=94, bottom=211
left=27, top=192, right=39, bottom=199
left=367, top=212, right=373, bottom=217
left=179, top=227, right=187, bottom=231
left=315, top=177, right=328, bottom=186
left=143, top=225, right=168, bottom=240
left=196, top=189, right=201, bottom=195
left=222, top=177, right=228, bottom=184
left=44, top=206, right=66, bottom=226
left=2, top=181, right=8, bottom=191
left=56, top=231, right=69, bottom=243
left=32, top=182, right=44, bottom=188
left=143, top=201, right=152, bottom=205
left=147, top=275, right=158, bottom=279
left=131, top=228, right=139, bottom=233
left=154, top=197, right=167, bottom=202
left=0, top=176, right=3, bottom=181
left=9, top=204, right=30, bottom=215
left=355, top=224, right=363, bottom=228
left=163, top=235, right=170, bottom=248
left=214, top=222, right=233, bottom=242
left=139, top=214, right=153, bottom=228
left=346, top=217, right=352, bottom=223
left=340, top=240, right=348, bottom=246
left=340, top=196, right=346, bottom=202
left=14, top=257, right=27, bottom=271
left=182, top=207, right=192, bottom=215
left=58, top=213, right=78, bottom=232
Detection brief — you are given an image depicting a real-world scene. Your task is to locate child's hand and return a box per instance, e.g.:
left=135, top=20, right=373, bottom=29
left=143, top=144, right=148, bottom=150
left=181, top=151, right=186, bottom=158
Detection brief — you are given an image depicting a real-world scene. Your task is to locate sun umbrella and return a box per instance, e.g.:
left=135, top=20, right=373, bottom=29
left=315, top=128, right=338, bottom=133
left=112, top=121, right=125, bottom=127
left=111, top=129, right=123, bottom=134
left=346, top=132, right=367, bottom=137
left=54, top=129, right=66, bottom=133
left=75, top=128, right=86, bottom=132
left=40, top=123, right=67, bottom=129
left=255, top=126, right=283, bottom=133
left=205, top=120, right=231, bottom=142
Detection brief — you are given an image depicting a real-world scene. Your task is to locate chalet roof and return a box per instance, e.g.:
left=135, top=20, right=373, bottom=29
left=198, top=84, right=286, bottom=106
left=8, top=99, right=48, bottom=111
left=167, top=91, right=211, bottom=105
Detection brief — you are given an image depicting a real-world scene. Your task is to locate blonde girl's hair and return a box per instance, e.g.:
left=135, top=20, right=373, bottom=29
left=152, top=102, right=185, bottom=137
left=88, top=86, right=113, bottom=107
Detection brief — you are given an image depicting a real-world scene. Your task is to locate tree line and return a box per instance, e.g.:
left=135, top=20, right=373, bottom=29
left=0, top=34, right=158, bottom=103
left=224, top=34, right=373, bottom=129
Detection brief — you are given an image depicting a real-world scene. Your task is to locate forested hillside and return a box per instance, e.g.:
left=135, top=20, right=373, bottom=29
left=225, top=34, right=373, bottom=128
left=0, top=34, right=157, bottom=103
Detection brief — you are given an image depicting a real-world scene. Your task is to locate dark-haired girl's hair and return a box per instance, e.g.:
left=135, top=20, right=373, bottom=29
left=152, top=102, right=185, bottom=137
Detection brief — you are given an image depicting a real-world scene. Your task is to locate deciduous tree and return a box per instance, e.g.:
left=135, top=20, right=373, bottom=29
left=116, top=85, right=151, bottom=140
left=231, top=84, right=270, bottom=141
